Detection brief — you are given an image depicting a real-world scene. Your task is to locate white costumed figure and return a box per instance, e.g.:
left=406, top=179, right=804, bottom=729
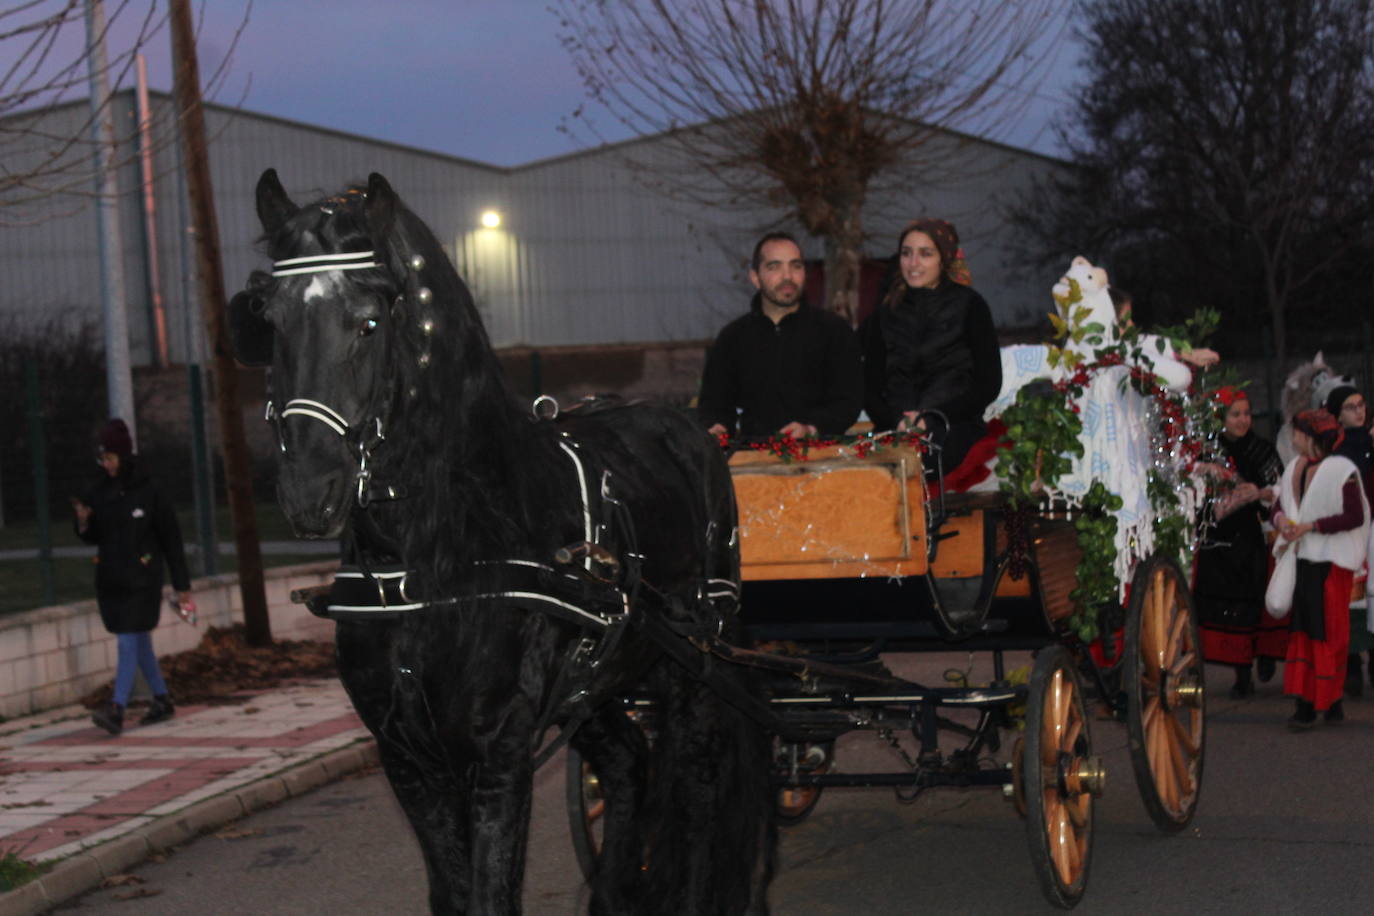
left=1275, top=353, right=1355, bottom=466
left=983, top=257, right=1218, bottom=595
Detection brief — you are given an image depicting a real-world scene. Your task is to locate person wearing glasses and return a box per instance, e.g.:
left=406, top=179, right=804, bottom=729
left=1325, top=384, right=1374, bottom=697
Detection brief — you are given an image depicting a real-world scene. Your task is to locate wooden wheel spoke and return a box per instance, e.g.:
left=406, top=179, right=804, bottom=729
left=1168, top=649, right=1197, bottom=679
left=1162, top=599, right=1188, bottom=669
left=1152, top=577, right=1170, bottom=667
left=1064, top=715, right=1082, bottom=754
left=1143, top=695, right=1160, bottom=727
left=1066, top=792, right=1090, bottom=830
left=1164, top=716, right=1193, bottom=802
left=1049, top=799, right=1073, bottom=884
left=1166, top=707, right=1201, bottom=758
left=1153, top=717, right=1180, bottom=811
left=1061, top=807, right=1082, bottom=877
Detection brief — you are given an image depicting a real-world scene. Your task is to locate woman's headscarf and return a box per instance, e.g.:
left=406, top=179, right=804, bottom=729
left=1293, top=408, right=1344, bottom=456
left=898, top=218, right=971, bottom=287
left=1214, top=385, right=1248, bottom=410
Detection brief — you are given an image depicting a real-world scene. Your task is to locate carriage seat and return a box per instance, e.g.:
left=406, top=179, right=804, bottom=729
left=926, top=418, right=1005, bottom=500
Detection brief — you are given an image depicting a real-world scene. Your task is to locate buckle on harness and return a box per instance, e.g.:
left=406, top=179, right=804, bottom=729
left=554, top=541, right=622, bottom=584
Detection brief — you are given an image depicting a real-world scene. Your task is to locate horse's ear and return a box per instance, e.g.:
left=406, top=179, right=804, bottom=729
left=256, top=168, right=299, bottom=234
left=365, top=172, right=397, bottom=240
left=228, top=287, right=274, bottom=367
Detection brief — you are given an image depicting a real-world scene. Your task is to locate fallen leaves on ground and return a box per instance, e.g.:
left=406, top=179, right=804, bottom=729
left=101, top=874, right=144, bottom=888
left=80, top=625, right=336, bottom=708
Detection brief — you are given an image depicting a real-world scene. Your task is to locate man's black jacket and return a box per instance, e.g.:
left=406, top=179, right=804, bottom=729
left=698, top=295, right=863, bottom=437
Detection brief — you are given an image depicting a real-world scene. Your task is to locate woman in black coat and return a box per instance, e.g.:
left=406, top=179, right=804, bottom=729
left=73, top=419, right=191, bottom=736
left=860, top=219, right=1002, bottom=472
left=1195, top=389, right=1284, bottom=697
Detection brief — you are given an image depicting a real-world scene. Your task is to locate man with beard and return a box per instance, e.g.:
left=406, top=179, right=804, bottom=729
left=698, top=232, right=862, bottom=440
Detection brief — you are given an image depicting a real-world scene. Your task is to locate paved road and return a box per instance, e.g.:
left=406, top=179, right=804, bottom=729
left=61, top=653, right=1374, bottom=915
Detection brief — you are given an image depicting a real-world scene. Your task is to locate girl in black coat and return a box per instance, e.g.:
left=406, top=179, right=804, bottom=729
left=1195, top=389, right=1284, bottom=697
left=860, top=219, right=1001, bottom=472
left=74, top=419, right=191, bottom=735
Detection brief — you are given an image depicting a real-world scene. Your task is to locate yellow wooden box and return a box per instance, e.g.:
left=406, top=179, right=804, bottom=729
left=729, top=445, right=928, bottom=581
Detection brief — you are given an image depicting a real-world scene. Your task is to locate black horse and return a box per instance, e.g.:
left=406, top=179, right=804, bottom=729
left=232, top=170, right=774, bottom=914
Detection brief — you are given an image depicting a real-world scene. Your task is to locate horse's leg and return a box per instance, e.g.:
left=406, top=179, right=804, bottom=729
left=335, top=624, right=475, bottom=914
left=645, top=664, right=775, bottom=916
left=571, top=705, right=651, bottom=914
left=464, top=713, right=538, bottom=914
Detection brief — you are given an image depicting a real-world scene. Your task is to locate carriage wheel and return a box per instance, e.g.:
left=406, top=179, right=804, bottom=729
left=774, top=741, right=832, bottom=826
left=565, top=748, right=604, bottom=880
left=1123, top=553, right=1206, bottom=833
left=1023, top=645, right=1102, bottom=909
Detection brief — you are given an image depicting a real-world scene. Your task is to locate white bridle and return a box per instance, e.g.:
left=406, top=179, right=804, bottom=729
left=271, top=250, right=381, bottom=277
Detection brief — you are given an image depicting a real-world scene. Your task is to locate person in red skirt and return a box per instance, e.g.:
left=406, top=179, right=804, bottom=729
left=1195, top=387, right=1284, bottom=697
left=1271, top=409, right=1371, bottom=729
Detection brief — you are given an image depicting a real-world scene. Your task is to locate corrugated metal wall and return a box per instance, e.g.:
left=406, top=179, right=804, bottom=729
left=0, top=92, right=1062, bottom=359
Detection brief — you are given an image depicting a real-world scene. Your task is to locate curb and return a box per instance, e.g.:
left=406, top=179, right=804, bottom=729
left=0, top=739, right=380, bottom=916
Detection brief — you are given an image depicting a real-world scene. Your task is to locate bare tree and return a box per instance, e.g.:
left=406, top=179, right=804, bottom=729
left=555, top=0, right=1069, bottom=323
left=0, top=0, right=248, bottom=225
left=1010, top=0, right=1374, bottom=364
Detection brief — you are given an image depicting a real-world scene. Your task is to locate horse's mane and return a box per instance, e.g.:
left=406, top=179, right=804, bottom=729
left=263, top=182, right=568, bottom=594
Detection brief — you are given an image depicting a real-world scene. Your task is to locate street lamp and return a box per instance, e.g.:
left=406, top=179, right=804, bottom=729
left=480, top=209, right=501, bottom=229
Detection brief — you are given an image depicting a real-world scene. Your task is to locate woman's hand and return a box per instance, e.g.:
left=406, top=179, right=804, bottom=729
left=897, top=411, right=926, bottom=433
left=70, top=497, right=91, bottom=533
left=1281, top=520, right=1313, bottom=542
left=1180, top=347, right=1219, bottom=368
left=777, top=421, right=817, bottom=439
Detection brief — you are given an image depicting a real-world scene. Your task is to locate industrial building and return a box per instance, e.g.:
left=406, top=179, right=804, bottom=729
left=0, top=90, right=1061, bottom=367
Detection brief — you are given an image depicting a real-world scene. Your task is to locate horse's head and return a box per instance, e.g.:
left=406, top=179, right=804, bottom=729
left=234, top=169, right=413, bottom=537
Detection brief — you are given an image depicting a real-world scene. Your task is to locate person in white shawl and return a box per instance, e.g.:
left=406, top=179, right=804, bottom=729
left=1269, top=409, right=1371, bottom=728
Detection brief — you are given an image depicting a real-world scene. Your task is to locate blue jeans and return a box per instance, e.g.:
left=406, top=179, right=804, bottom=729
left=113, top=631, right=168, bottom=706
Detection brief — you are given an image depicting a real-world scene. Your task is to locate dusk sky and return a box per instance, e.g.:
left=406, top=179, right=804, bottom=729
left=14, top=0, right=1083, bottom=167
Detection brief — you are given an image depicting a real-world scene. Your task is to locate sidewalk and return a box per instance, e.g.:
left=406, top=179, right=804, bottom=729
left=0, top=678, right=373, bottom=915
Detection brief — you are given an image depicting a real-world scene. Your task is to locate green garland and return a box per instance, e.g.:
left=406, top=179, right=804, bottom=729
left=1067, top=482, right=1124, bottom=641
left=994, top=278, right=1220, bottom=642
left=997, top=383, right=1083, bottom=507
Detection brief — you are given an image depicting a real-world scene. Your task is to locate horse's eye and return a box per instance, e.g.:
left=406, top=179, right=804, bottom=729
left=360, top=317, right=379, bottom=337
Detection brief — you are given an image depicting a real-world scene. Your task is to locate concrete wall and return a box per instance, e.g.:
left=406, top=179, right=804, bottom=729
left=0, top=561, right=337, bottom=720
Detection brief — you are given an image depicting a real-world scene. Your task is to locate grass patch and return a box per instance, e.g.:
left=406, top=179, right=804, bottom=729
left=0, top=501, right=300, bottom=551
left=0, top=848, right=49, bottom=892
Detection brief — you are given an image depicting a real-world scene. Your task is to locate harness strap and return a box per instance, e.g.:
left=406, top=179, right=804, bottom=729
left=317, top=560, right=629, bottom=627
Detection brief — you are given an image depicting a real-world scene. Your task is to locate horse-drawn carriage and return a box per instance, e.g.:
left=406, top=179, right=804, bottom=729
left=242, top=171, right=1211, bottom=913
left=571, top=432, right=1207, bottom=909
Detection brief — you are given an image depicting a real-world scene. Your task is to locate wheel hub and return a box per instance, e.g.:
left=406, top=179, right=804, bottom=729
left=1168, top=673, right=1204, bottom=708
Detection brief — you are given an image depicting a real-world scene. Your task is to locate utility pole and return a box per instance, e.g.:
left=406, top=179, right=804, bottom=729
left=85, top=0, right=136, bottom=439
left=168, top=0, right=272, bottom=645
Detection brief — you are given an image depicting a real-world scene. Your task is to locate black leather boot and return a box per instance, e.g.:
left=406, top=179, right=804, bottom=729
left=140, top=695, right=175, bottom=726
left=1287, top=699, right=1317, bottom=730
left=1345, top=656, right=1363, bottom=697
left=92, top=702, right=124, bottom=736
